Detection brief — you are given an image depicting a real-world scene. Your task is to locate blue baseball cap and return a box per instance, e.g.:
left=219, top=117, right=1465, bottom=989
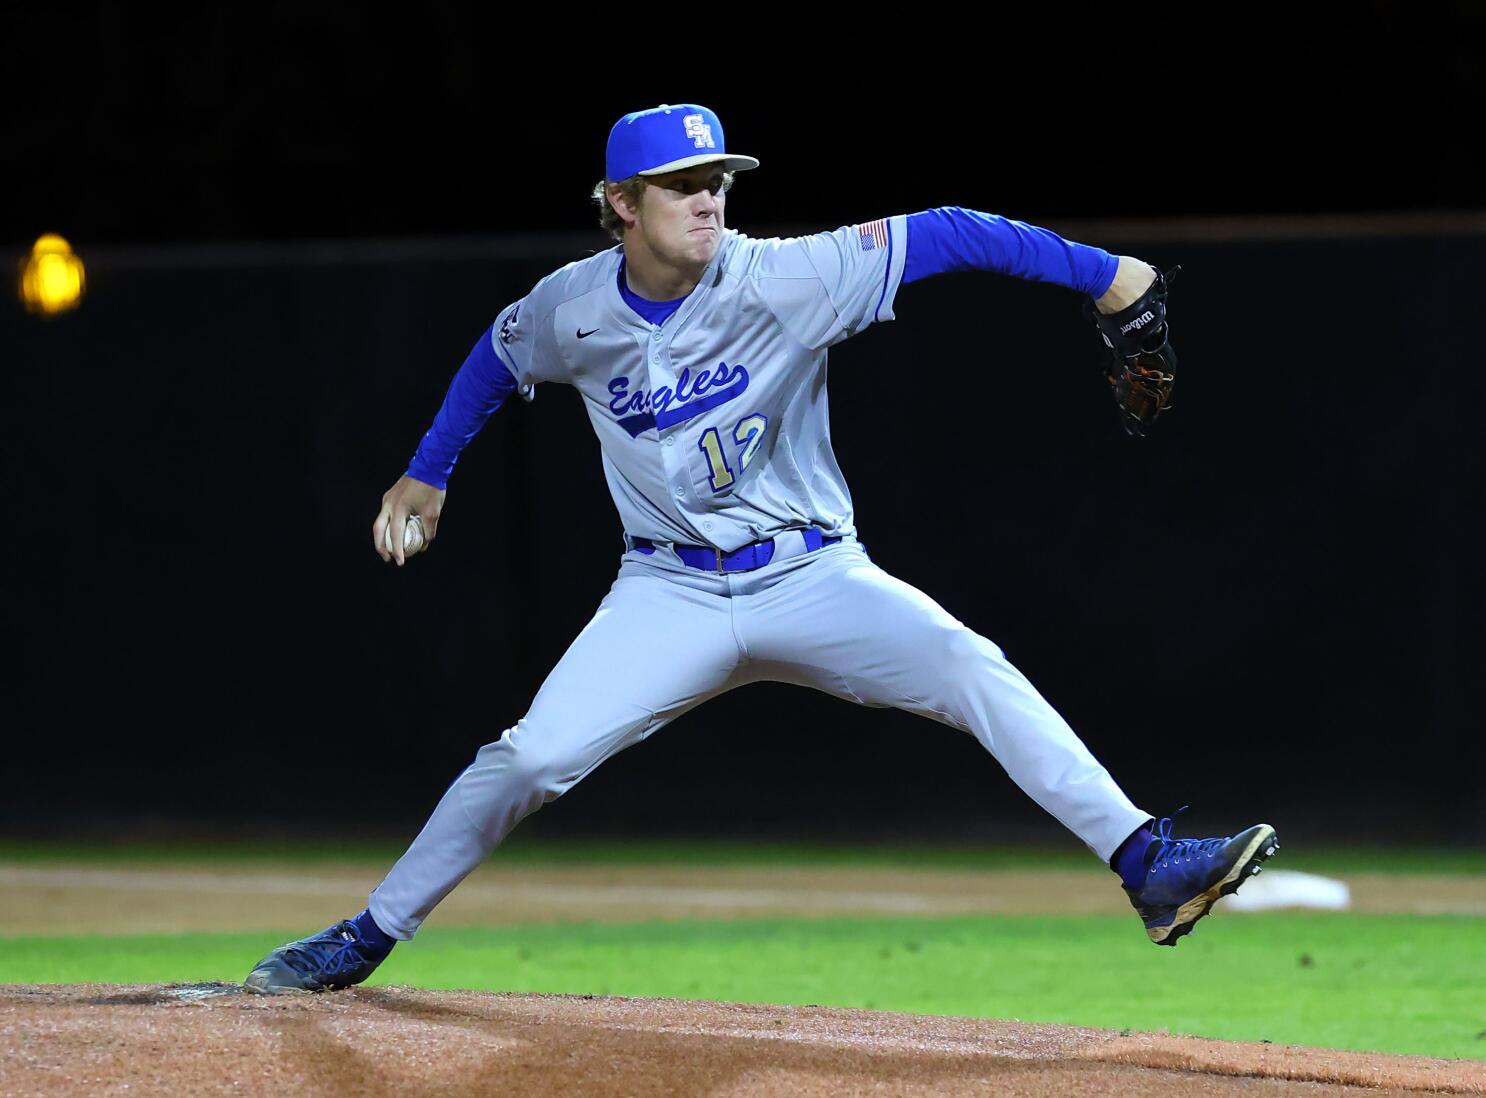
left=605, top=104, right=760, bottom=182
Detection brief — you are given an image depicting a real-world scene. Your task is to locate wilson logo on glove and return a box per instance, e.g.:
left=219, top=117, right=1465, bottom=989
left=1120, top=310, right=1157, bottom=334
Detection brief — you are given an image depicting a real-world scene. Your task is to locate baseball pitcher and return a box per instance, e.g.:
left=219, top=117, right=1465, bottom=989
left=245, top=104, right=1275, bottom=993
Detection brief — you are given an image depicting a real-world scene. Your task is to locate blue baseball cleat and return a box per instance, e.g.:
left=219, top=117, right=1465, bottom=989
left=244, top=919, right=390, bottom=993
left=1123, top=809, right=1280, bottom=946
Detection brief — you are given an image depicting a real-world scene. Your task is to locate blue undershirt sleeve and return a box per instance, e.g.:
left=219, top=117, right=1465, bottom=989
left=902, top=207, right=1119, bottom=297
left=404, top=324, right=518, bottom=489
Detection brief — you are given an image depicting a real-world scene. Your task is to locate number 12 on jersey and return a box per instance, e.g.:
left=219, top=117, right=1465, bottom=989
left=698, top=413, right=769, bottom=492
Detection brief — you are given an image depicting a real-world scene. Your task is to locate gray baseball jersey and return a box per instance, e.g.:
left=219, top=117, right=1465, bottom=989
left=491, top=218, right=908, bottom=550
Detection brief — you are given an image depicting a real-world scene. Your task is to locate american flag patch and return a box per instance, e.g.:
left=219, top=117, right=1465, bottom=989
left=857, top=219, right=888, bottom=252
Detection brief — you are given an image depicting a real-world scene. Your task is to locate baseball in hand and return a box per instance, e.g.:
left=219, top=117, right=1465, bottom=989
left=386, top=514, right=426, bottom=558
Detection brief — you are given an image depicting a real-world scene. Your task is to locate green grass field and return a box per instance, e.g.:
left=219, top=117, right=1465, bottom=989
left=5, top=914, right=1483, bottom=1061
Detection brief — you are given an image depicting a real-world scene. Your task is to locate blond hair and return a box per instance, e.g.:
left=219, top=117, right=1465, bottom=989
left=592, top=177, right=648, bottom=242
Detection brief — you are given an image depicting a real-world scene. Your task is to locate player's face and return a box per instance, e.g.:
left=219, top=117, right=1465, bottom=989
left=635, top=164, right=729, bottom=268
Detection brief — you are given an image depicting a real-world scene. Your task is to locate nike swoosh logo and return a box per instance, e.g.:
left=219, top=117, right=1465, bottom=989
left=577, top=328, right=599, bottom=339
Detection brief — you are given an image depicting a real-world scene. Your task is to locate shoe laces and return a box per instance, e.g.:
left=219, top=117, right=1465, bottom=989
left=1149, top=806, right=1228, bottom=871
left=280, top=921, right=369, bottom=978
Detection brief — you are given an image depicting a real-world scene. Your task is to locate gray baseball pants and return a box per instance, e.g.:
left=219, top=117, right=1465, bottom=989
left=369, top=534, right=1150, bottom=938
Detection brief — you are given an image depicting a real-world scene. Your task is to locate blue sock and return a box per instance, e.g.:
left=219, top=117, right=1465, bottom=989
left=352, top=909, right=397, bottom=958
left=1112, top=822, right=1156, bottom=889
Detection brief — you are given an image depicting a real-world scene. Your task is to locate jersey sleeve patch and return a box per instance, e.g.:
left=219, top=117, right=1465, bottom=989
left=857, top=220, right=889, bottom=252
left=492, top=290, right=564, bottom=394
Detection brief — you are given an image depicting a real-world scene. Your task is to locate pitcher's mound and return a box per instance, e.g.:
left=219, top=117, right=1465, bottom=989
left=1, top=984, right=1479, bottom=1096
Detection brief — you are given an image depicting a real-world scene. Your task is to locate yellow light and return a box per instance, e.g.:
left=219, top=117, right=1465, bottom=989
left=19, top=233, right=86, bottom=316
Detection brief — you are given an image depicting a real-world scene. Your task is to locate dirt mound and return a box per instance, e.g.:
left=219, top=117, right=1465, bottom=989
left=1, top=984, right=1478, bottom=1096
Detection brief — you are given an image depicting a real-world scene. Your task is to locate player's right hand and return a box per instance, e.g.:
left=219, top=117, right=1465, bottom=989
left=373, top=475, right=447, bottom=567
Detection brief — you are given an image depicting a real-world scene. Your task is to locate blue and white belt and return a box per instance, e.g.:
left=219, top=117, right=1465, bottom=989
left=625, top=527, right=842, bottom=573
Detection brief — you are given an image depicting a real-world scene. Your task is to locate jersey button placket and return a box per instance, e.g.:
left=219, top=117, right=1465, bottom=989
left=650, top=329, right=689, bottom=514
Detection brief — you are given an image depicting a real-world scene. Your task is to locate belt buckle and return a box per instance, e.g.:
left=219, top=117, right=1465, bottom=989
left=714, top=548, right=726, bottom=573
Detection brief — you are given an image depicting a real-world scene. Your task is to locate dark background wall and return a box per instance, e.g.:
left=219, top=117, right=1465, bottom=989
left=2, top=5, right=1482, bottom=842
left=5, top=6, right=1483, bottom=241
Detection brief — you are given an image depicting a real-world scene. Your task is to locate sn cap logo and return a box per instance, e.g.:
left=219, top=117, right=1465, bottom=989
left=683, top=114, right=715, bottom=149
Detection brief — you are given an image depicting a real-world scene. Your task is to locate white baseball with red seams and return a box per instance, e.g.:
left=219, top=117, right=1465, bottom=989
left=384, top=513, right=425, bottom=557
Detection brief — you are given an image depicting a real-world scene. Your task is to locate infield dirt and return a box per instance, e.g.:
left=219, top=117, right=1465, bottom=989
left=3, top=983, right=1482, bottom=1096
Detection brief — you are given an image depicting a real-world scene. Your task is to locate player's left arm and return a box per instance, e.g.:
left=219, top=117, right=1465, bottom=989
left=750, top=209, right=1157, bottom=354
left=901, top=206, right=1155, bottom=303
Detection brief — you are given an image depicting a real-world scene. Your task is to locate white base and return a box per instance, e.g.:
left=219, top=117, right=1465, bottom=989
left=1222, top=869, right=1351, bottom=911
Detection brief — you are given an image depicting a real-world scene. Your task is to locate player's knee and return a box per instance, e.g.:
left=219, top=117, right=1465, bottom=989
left=473, top=728, right=572, bottom=799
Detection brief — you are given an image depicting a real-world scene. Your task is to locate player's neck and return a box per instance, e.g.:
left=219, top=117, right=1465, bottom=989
left=621, top=236, right=706, bottom=302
